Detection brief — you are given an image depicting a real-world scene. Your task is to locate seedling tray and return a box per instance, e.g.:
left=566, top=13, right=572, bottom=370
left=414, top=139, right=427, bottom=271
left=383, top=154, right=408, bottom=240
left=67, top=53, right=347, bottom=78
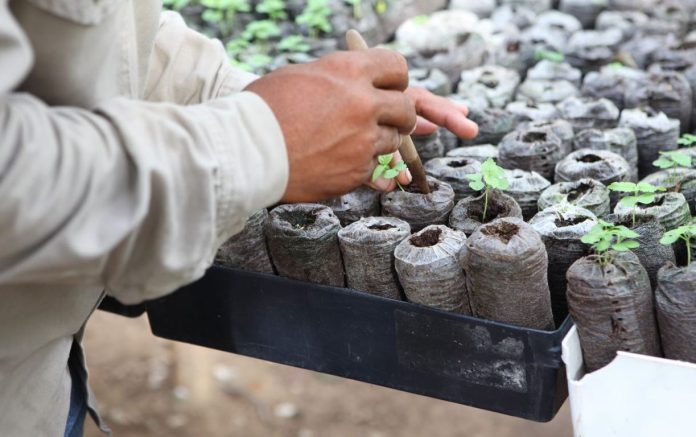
left=145, top=266, right=571, bottom=421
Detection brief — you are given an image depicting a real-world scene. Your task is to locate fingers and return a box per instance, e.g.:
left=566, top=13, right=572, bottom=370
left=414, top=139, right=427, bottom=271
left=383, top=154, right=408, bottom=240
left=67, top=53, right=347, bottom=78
left=392, top=151, right=413, bottom=186
left=363, top=48, right=410, bottom=91
left=406, top=87, right=479, bottom=139
left=373, top=126, right=402, bottom=155
left=375, top=90, right=418, bottom=135
left=413, top=116, right=439, bottom=136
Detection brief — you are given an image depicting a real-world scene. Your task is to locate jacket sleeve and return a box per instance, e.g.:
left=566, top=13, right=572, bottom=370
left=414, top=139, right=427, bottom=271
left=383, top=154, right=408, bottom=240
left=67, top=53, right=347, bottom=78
left=144, top=11, right=259, bottom=104
left=0, top=1, right=288, bottom=304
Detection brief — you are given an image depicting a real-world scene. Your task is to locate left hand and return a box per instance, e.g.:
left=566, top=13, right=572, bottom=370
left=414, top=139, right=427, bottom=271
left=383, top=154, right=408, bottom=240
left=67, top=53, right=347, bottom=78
left=368, top=86, right=479, bottom=191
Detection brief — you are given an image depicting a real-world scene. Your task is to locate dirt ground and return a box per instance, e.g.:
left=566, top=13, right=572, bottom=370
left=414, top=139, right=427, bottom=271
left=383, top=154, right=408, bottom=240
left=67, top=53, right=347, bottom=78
left=84, top=311, right=572, bottom=437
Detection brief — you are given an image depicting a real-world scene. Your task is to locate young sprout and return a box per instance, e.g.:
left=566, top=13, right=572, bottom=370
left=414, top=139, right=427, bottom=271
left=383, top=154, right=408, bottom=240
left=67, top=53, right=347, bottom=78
left=608, top=61, right=624, bottom=70
left=534, top=48, right=565, bottom=63
left=678, top=133, right=696, bottom=147
left=465, top=158, right=509, bottom=222
left=256, top=0, right=288, bottom=20
left=242, top=20, right=281, bottom=42
left=375, top=0, right=388, bottom=14
left=278, top=35, right=311, bottom=53
left=372, top=154, right=408, bottom=191
left=654, top=150, right=693, bottom=187
left=608, top=182, right=666, bottom=227
left=660, top=223, right=696, bottom=266
left=581, top=220, right=640, bottom=267
left=296, top=0, right=333, bottom=38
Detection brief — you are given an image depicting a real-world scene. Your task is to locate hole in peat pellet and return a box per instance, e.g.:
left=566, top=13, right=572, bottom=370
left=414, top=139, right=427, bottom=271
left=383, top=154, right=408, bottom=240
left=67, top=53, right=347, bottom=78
left=369, top=224, right=397, bottom=231
left=404, top=181, right=436, bottom=194
left=467, top=199, right=507, bottom=223
left=447, top=159, right=470, bottom=168
left=566, top=182, right=593, bottom=202
left=410, top=228, right=442, bottom=247
left=481, top=221, right=519, bottom=243
left=555, top=216, right=589, bottom=227
left=577, top=154, right=602, bottom=163
left=523, top=131, right=547, bottom=143
left=279, top=210, right=317, bottom=229
left=507, top=41, right=520, bottom=52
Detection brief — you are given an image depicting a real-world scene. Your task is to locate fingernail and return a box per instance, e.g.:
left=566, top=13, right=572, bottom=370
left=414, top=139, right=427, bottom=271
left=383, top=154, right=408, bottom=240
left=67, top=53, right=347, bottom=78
left=406, top=169, right=413, bottom=183
left=373, top=177, right=392, bottom=191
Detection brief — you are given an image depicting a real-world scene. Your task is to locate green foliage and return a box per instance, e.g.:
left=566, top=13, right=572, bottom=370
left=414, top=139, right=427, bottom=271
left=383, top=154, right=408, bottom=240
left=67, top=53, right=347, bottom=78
left=256, top=0, right=288, bottom=20
left=278, top=35, right=311, bottom=53
left=661, top=223, right=696, bottom=265
left=372, top=154, right=408, bottom=191
left=608, top=61, right=624, bottom=70
left=608, top=181, right=666, bottom=226
left=466, top=158, right=509, bottom=222
left=654, top=150, right=693, bottom=169
left=412, top=15, right=429, bottom=25
left=534, top=48, right=565, bottom=63
left=296, top=0, right=333, bottom=37
left=581, top=220, right=641, bottom=267
left=678, top=133, right=696, bottom=147
left=374, top=0, right=388, bottom=14
left=162, top=0, right=190, bottom=10
left=242, top=20, right=281, bottom=41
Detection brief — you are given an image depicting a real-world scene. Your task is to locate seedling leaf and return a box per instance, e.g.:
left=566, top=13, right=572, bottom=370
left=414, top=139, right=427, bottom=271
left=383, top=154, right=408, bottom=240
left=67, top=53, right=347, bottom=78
left=378, top=154, right=393, bottom=166
left=372, top=165, right=385, bottom=181
left=608, top=182, right=637, bottom=192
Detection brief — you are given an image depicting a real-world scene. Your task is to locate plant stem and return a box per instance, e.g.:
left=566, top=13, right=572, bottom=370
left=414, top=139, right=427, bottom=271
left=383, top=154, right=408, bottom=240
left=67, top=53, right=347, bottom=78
left=686, top=235, right=692, bottom=266
left=396, top=181, right=405, bottom=192
left=632, top=207, right=636, bottom=227
left=482, top=187, right=489, bottom=222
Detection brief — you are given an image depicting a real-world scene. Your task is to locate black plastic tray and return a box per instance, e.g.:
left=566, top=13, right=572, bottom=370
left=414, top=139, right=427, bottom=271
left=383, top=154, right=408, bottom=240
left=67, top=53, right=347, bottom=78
left=98, top=295, right=147, bottom=318
left=146, top=266, right=572, bottom=422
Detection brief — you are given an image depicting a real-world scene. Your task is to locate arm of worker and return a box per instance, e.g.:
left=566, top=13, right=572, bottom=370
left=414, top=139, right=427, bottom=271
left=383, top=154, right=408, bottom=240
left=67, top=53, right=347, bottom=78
left=0, top=1, right=286, bottom=304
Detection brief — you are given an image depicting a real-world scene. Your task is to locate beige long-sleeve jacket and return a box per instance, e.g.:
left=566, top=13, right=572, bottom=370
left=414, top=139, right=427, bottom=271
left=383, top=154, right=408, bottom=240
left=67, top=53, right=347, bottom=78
left=0, top=1, right=289, bottom=435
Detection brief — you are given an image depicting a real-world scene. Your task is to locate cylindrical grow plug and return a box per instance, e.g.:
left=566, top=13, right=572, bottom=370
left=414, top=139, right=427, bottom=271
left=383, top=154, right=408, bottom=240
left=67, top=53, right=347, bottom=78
left=538, top=178, right=611, bottom=217
left=559, top=0, right=606, bottom=29
left=567, top=250, right=661, bottom=372
left=462, top=217, right=555, bottom=330
left=618, top=107, right=680, bottom=178
left=409, top=67, right=452, bottom=96
left=424, top=157, right=482, bottom=201
left=461, top=108, right=524, bottom=146
left=446, top=144, right=499, bottom=162
left=555, top=148, right=631, bottom=206
left=596, top=10, right=648, bottom=41
left=394, top=225, right=471, bottom=314
left=656, top=263, right=696, bottom=363
left=581, top=65, right=648, bottom=110
left=641, top=168, right=696, bottom=213
left=338, top=216, right=411, bottom=300
left=457, top=66, right=521, bottom=109
left=440, top=127, right=460, bottom=154
left=321, top=186, right=381, bottom=227
left=564, top=28, right=623, bottom=72
left=613, top=192, right=691, bottom=231
left=381, top=176, right=455, bottom=232
left=266, top=204, right=345, bottom=287
left=216, top=209, right=274, bottom=274
left=498, top=128, right=565, bottom=181
left=449, top=190, right=523, bottom=236
left=505, top=101, right=559, bottom=123
left=530, top=204, right=597, bottom=326
left=412, top=131, right=444, bottom=160
left=516, top=79, right=580, bottom=105
left=517, top=119, right=575, bottom=153
left=503, top=169, right=552, bottom=220
left=557, top=96, right=620, bottom=131
left=625, top=70, right=693, bottom=133
left=526, top=59, right=582, bottom=88
left=573, top=127, right=639, bottom=181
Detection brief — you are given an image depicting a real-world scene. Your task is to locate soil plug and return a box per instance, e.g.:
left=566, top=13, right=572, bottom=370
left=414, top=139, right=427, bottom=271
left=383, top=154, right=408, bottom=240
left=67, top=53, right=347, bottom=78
left=457, top=66, right=521, bottom=109
left=564, top=28, right=623, bottom=72
left=408, top=68, right=452, bottom=96
left=498, top=128, right=564, bottom=181
left=657, top=225, right=696, bottom=363
left=505, top=101, right=559, bottom=123
left=568, top=223, right=660, bottom=372
left=596, top=10, right=648, bottom=41
left=381, top=176, right=455, bottom=232
left=530, top=204, right=597, bottom=326
left=462, top=217, right=554, bottom=330
left=581, top=65, right=648, bottom=110
left=338, top=216, right=411, bottom=300
left=614, top=191, right=691, bottom=231
left=266, top=204, right=344, bottom=287
left=424, top=157, right=482, bottom=201
left=517, top=119, right=575, bottom=153
left=503, top=169, right=552, bottom=220
left=449, top=190, right=523, bottom=236
left=516, top=79, right=579, bottom=105
left=641, top=167, right=696, bottom=213
left=558, top=0, right=606, bottom=29
left=526, top=59, right=582, bottom=88
left=557, top=96, right=620, bottom=131
left=412, top=131, right=444, bottom=160
left=461, top=108, right=524, bottom=146
left=446, top=144, right=498, bottom=163
left=440, top=126, right=460, bottom=154
left=321, top=186, right=381, bottom=226
left=538, top=178, right=611, bottom=217
left=618, top=107, right=680, bottom=178
left=621, top=32, right=679, bottom=70
left=394, top=225, right=470, bottom=314
left=573, top=128, right=639, bottom=181
left=625, top=70, right=693, bottom=133
left=216, top=209, right=274, bottom=274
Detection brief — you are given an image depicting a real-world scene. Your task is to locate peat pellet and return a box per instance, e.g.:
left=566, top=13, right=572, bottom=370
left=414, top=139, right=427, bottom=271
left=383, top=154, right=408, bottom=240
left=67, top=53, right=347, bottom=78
left=409, top=68, right=452, bottom=96
left=440, top=127, right=460, bottom=154
left=605, top=213, right=676, bottom=290
left=446, top=144, right=499, bottom=162
left=534, top=10, right=582, bottom=37
left=581, top=66, right=648, bottom=110
left=503, top=169, right=552, bottom=220
left=621, top=32, right=679, bottom=70
left=498, top=128, right=564, bottom=180
left=596, top=10, right=648, bottom=41
left=526, top=60, right=582, bottom=88
left=516, top=79, right=579, bottom=105
left=573, top=128, right=639, bottom=181
left=412, top=131, right=444, bottom=160
left=558, top=0, right=606, bottom=29
left=216, top=209, right=274, bottom=274
left=537, top=178, right=611, bottom=218
left=564, top=28, right=623, bottom=72
left=505, top=101, right=559, bottom=123
left=554, top=149, right=631, bottom=206
left=424, top=157, right=482, bottom=201
left=493, top=33, right=533, bottom=77
left=457, top=66, right=521, bottom=109
left=381, top=177, right=455, bottom=232
left=625, top=70, right=693, bottom=133
left=321, top=186, right=381, bottom=226
left=462, top=217, right=554, bottom=330
left=338, top=217, right=411, bottom=300
left=614, top=192, right=691, bottom=231
left=517, top=119, right=575, bottom=153
left=557, top=97, right=620, bottom=131
left=641, top=168, right=696, bottom=213
left=656, top=263, right=696, bottom=363
left=266, top=204, right=344, bottom=287
left=566, top=250, right=661, bottom=372
left=530, top=204, right=597, bottom=326
left=449, top=189, right=524, bottom=236
left=394, top=225, right=470, bottom=314
left=499, top=0, right=551, bottom=13
left=461, top=108, right=524, bottom=146
left=618, top=108, right=680, bottom=178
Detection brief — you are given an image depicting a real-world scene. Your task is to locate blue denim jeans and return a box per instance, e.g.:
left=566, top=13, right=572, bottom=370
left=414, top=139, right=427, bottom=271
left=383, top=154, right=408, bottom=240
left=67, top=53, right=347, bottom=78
left=64, top=367, right=87, bottom=437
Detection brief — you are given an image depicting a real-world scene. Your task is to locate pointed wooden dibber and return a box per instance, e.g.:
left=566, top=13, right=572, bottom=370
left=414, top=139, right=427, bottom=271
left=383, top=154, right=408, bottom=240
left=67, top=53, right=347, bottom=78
left=345, top=29, right=431, bottom=194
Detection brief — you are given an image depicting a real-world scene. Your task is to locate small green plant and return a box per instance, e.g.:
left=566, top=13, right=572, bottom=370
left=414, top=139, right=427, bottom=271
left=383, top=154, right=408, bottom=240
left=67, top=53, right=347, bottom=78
left=678, top=133, right=696, bottom=147
left=162, top=0, right=190, bottom=10
left=581, top=220, right=641, bottom=267
left=242, top=20, right=281, bottom=42
left=374, top=0, right=388, bottom=14
left=534, top=48, right=565, bottom=63
left=661, top=223, right=696, bottom=266
left=256, top=0, right=288, bottom=20
left=608, top=61, right=624, bottom=70
left=278, top=35, right=311, bottom=53
left=201, top=0, right=251, bottom=35
left=345, top=0, right=363, bottom=19
left=296, top=0, right=333, bottom=38
left=654, top=150, right=693, bottom=169
left=372, top=154, right=408, bottom=191
left=608, top=182, right=666, bottom=227
left=466, top=158, right=509, bottom=222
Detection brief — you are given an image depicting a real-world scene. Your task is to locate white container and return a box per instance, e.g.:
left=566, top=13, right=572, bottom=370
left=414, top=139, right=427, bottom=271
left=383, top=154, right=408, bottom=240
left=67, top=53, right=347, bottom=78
left=562, top=325, right=696, bottom=437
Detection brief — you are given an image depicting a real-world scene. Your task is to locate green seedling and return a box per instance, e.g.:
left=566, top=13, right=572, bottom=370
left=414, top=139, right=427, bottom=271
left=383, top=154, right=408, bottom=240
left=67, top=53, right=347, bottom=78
left=661, top=223, right=696, bottom=266
left=162, top=0, right=190, bottom=10
left=581, top=220, right=640, bottom=267
left=372, top=153, right=408, bottom=191
left=654, top=150, right=693, bottom=188
left=375, top=0, right=388, bottom=14
left=201, top=0, right=251, bottom=35
left=296, top=0, right=333, bottom=38
left=608, top=61, right=624, bottom=70
left=278, top=35, right=311, bottom=53
left=608, top=182, right=666, bottom=227
left=678, top=133, right=696, bottom=147
left=256, top=0, right=288, bottom=20
left=242, top=20, right=281, bottom=42
left=534, top=48, right=565, bottom=63
left=466, top=158, right=509, bottom=222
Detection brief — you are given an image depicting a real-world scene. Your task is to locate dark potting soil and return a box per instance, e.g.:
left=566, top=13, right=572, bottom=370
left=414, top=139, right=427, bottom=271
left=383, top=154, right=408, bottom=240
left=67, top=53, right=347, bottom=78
left=656, top=263, right=696, bottom=363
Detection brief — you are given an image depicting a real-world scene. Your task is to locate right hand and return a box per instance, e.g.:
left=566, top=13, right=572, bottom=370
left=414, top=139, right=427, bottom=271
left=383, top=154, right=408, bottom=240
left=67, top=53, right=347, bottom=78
left=244, top=49, right=417, bottom=203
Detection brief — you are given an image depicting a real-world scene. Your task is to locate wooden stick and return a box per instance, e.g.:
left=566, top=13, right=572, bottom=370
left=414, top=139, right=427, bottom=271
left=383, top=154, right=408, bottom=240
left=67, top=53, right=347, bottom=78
left=345, top=30, right=431, bottom=194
